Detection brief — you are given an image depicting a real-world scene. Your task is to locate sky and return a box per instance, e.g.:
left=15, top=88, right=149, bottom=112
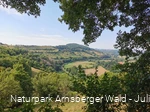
left=0, top=1, right=128, bottom=49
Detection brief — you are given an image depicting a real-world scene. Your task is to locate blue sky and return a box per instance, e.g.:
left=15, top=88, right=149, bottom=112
left=0, top=0, right=128, bottom=49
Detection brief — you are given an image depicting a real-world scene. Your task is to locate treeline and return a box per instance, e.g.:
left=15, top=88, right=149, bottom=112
left=56, top=43, right=92, bottom=51
left=96, top=60, right=117, bottom=72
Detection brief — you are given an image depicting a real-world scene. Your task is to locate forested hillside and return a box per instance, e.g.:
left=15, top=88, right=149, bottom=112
left=0, top=43, right=124, bottom=111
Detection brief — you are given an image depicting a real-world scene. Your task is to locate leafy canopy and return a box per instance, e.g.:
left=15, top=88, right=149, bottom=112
left=0, top=0, right=46, bottom=17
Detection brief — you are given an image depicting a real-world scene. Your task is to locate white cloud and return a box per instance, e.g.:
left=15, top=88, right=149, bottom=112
left=0, top=6, right=21, bottom=16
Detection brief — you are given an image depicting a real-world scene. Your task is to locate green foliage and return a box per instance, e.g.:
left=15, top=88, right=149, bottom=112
left=56, top=43, right=91, bottom=51
left=72, top=66, right=122, bottom=112
left=0, top=46, right=34, bottom=109
left=32, top=72, right=72, bottom=98
left=0, top=44, right=119, bottom=73
left=65, top=66, right=78, bottom=75
left=117, top=55, right=150, bottom=111
left=32, top=72, right=59, bottom=97
left=57, top=73, right=72, bottom=97
left=8, top=103, right=35, bottom=112
left=0, top=0, right=46, bottom=17
left=0, top=57, right=16, bottom=68
left=12, top=43, right=111, bottom=73
left=11, top=63, right=33, bottom=97
left=0, top=46, right=27, bottom=56
left=0, top=68, right=23, bottom=111
left=54, top=0, right=149, bottom=45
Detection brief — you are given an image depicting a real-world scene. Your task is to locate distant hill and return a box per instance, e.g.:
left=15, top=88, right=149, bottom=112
left=0, top=42, right=7, bottom=46
left=56, top=43, right=92, bottom=51
left=16, top=43, right=104, bottom=60
left=0, top=43, right=123, bottom=72
left=0, top=43, right=105, bottom=71
left=96, top=49, right=119, bottom=57
left=0, top=43, right=120, bottom=60
left=54, top=43, right=103, bottom=59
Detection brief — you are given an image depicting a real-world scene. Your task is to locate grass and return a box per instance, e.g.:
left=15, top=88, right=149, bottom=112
left=60, top=102, right=86, bottom=112
left=64, top=61, right=95, bottom=69
left=85, top=66, right=108, bottom=76
left=31, top=67, right=41, bottom=76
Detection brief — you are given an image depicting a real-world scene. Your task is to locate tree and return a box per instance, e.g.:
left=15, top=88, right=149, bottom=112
left=56, top=0, right=149, bottom=45
left=11, top=63, right=33, bottom=97
left=117, top=57, right=150, bottom=111
left=0, top=0, right=46, bottom=17
left=0, top=68, right=23, bottom=111
left=32, top=72, right=60, bottom=97
left=72, top=66, right=123, bottom=112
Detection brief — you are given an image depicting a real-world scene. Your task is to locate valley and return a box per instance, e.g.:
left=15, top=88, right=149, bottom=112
left=0, top=43, right=124, bottom=112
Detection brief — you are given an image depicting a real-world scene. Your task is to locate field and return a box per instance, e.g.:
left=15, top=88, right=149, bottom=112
left=64, top=61, right=108, bottom=76
left=64, top=61, right=95, bottom=69
left=85, top=66, right=108, bottom=76
left=31, top=67, right=41, bottom=76
left=60, top=102, right=86, bottom=112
